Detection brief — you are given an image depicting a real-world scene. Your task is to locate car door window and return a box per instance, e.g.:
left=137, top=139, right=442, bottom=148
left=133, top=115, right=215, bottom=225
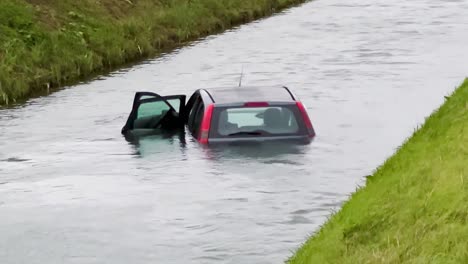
left=167, top=99, right=180, bottom=113
left=122, top=92, right=184, bottom=134
left=164, top=95, right=186, bottom=115
left=188, top=97, right=201, bottom=131
left=137, top=100, right=170, bottom=120
left=191, top=102, right=205, bottom=138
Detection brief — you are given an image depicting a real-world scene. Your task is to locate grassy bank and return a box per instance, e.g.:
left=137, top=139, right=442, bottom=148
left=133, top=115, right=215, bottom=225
left=289, top=80, right=468, bottom=263
left=0, top=0, right=307, bottom=105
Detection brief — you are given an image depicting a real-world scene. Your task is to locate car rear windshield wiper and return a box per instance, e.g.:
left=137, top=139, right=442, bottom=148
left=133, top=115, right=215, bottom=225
left=228, top=131, right=265, bottom=136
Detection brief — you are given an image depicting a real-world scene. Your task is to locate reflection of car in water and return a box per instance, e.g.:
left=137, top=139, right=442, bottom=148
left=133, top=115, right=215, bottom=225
left=122, top=86, right=315, bottom=144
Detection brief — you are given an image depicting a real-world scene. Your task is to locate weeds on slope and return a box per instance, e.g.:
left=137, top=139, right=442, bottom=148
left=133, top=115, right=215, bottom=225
left=289, top=80, right=468, bottom=264
left=0, top=0, right=306, bottom=105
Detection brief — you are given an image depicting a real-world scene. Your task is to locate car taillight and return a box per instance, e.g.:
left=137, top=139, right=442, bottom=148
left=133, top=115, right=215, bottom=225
left=296, top=101, right=316, bottom=138
left=244, top=102, right=270, bottom=107
left=199, top=104, right=214, bottom=144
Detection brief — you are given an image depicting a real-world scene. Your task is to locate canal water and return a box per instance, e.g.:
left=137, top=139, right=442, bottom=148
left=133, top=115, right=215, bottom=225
left=1, top=0, right=467, bottom=263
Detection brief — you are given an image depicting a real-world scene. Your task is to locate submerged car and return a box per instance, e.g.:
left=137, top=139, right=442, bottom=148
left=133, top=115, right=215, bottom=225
left=122, top=86, right=316, bottom=144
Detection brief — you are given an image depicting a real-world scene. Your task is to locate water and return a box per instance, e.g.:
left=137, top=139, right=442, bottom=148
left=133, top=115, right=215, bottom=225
left=1, top=0, right=468, bottom=263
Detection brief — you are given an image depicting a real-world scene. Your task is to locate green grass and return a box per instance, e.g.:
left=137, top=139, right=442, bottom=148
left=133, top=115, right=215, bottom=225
left=289, top=79, right=468, bottom=264
left=0, top=0, right=307, bottom=105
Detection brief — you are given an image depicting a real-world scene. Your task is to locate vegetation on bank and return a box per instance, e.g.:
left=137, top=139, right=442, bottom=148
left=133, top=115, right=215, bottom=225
left=0, top=0, right=306, bottom=105
left=289, top=80, right=468, bottom=263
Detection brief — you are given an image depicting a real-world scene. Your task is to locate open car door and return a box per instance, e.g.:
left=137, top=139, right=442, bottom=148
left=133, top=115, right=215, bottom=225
left=121, top=92, right=186, bottom=134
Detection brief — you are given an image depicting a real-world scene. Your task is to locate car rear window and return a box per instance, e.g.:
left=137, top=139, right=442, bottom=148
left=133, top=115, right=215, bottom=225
left=209, top=105, right=306, bottom=138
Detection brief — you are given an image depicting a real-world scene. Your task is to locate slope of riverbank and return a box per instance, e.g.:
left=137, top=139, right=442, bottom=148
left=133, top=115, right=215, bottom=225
left=0, top=0, right=306, bottom=105
left=289, top=79, right=468, bottom=263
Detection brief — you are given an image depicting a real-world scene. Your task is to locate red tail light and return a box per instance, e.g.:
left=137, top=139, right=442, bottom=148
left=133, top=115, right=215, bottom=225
left=296, top=101, right=316, bottom=137
left=199, top=104, right=214, bottom=144
left=244, top=102, right=270, bottom=107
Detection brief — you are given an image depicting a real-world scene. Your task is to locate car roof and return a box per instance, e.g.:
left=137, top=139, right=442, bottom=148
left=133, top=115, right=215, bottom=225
left=203, top=86, right=295, bottom=104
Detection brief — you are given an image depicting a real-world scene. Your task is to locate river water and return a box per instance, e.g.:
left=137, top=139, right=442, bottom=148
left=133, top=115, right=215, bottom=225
left=1, top=0, right=467, bottom=263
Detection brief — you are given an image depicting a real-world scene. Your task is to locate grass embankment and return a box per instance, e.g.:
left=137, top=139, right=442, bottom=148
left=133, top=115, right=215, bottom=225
left=0, top=0, right=306, bottom=105
left=289, top=80, right=468, bottom=263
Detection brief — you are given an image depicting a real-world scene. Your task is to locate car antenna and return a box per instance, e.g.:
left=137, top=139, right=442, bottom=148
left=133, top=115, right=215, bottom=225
left=238, top=66, right=244, bottom=87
